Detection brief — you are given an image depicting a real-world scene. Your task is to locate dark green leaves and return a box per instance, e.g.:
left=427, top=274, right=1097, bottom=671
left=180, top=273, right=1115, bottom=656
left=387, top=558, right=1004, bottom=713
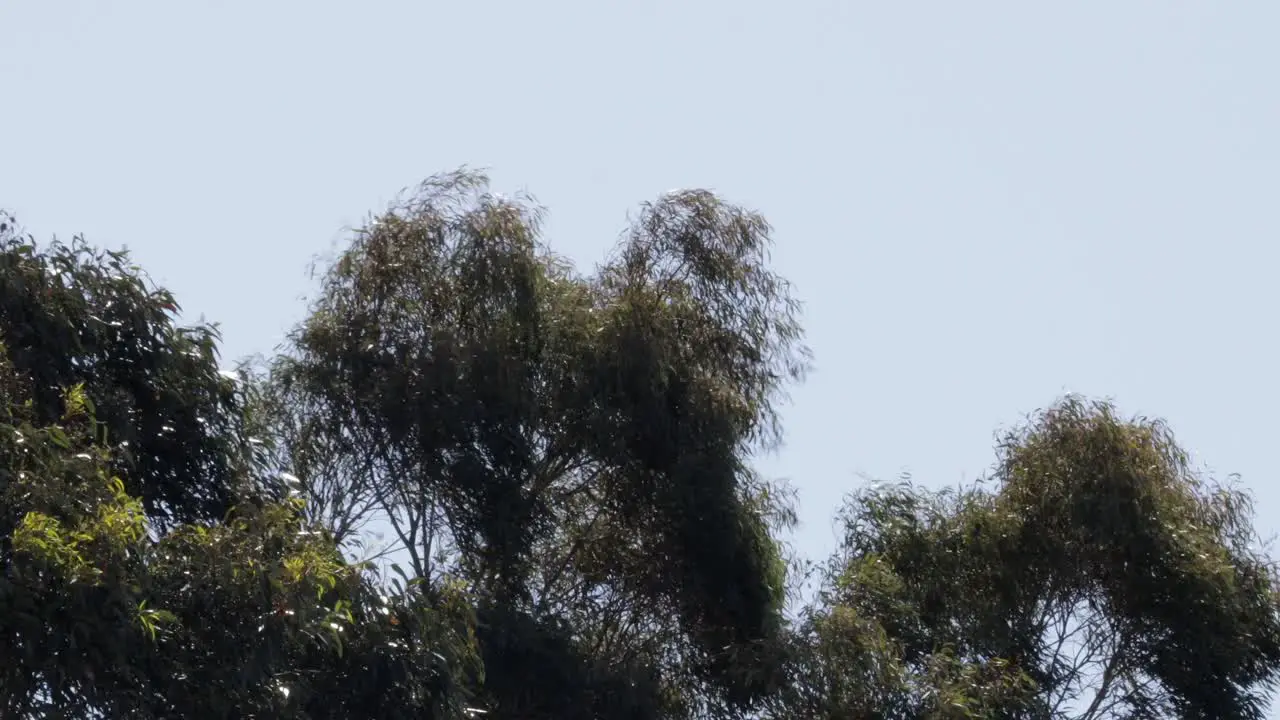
left=0, top=215, right=479, bottom=718
left=782, top=397, right=1280, bottom=720
left=0, top=215, right=248, bottom=528
left=271, top=170, right=810, bottom=716
left=13, top=181, right=1278, bottom=720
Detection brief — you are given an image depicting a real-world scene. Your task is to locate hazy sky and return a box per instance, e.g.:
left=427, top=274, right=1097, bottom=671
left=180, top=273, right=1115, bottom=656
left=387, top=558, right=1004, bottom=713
left=5, top=0, right=1280, bottom=693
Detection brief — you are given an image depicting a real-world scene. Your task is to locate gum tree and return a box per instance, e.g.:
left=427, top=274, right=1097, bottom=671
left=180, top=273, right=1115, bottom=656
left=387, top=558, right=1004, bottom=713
left=0, top=218, right=478, bottom=718
left=770, top=397, right=1280, bottom=719
left=267, top=169, right=811, bottom=718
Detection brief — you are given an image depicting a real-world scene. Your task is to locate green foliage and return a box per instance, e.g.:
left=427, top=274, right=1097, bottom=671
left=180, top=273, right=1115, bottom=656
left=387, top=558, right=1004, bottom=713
left=6, top=186, right=1280, bottom=720
left=0, top=383, right=478, bottom=716
left=0, top=215, right=248, bottom=528
left=0, top=221, right=479, bottom=718
left=269, top=170, right=810, bottom=716
left=472, top=603, right=676, bottom=720
left=776, top=397, right=1280, bottom=720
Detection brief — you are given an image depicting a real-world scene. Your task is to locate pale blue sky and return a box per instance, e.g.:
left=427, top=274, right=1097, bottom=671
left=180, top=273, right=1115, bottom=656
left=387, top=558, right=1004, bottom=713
left=5, top=0, right=1280, bottom=689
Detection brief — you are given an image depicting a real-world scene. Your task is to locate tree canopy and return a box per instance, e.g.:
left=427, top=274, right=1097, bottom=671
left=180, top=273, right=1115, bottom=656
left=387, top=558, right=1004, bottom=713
left=0, top=214, right=478, bottom=718
left=3, top=175, right=1279, bottom=719
left=265, top=170, right=809, bottom=717
left=768, top=397, right=1280, bottom=720
left=0, top=225, right=245, bottom=528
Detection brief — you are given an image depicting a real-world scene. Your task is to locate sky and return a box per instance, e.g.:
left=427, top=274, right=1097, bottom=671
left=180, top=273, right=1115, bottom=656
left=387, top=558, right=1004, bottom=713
left=4, top=0, right=1280, bottom=702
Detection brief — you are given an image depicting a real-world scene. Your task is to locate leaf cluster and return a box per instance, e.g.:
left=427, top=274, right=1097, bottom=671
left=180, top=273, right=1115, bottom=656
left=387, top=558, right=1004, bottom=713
left=268, top=170, right=811, bottom=716
left=0, top=218, right=247, bottom=528
left=777, top=397, right=1280, bottom=719
left=0, top=220, right=480, bottom=718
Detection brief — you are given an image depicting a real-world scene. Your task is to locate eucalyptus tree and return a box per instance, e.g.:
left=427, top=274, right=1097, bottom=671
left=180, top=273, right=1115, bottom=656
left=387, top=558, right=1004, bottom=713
left=0, top=216, right=248, bottom=529
left=267, top=169, right=811, bottom=718
left=768, top=397, right=1280, bottom=719
left=0, top=216, right=478, bottom=718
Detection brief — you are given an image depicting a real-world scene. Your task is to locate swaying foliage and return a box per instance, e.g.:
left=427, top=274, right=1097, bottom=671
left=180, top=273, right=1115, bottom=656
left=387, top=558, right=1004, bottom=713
left=773, top=396, right=1280, bottom=720
left=268, top=169, right=811, bottom=717
left=0, top=356, right=479, bottom=717
left=0, top=216, right=247, bottom=528
left=0, top=218, right=478, bottom=718
left=6, top=183, right=1280, bottom=720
